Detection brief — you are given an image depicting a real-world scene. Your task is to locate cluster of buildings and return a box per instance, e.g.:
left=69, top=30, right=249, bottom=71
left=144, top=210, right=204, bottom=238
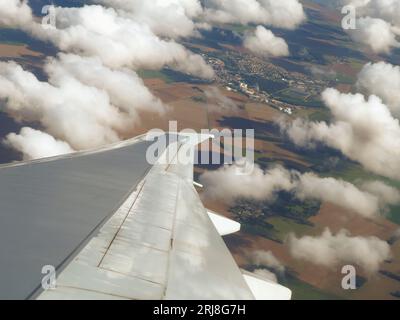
left=200, top=49, right=328, bottom=116
left=278, top=106, right=293, bottom=115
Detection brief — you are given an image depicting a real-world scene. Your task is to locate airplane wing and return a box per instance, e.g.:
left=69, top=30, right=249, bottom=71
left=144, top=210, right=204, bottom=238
left=0, top=133, right=291, bottom=300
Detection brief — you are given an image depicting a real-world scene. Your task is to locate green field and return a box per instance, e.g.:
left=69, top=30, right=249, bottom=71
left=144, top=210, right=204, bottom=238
left=283, top=274, right=343, bottom=300
left=222, top=24, right=253, bottom=34
left=136, top=69, right=174, bottom=83
left=267, top=217, right=314, bottom=241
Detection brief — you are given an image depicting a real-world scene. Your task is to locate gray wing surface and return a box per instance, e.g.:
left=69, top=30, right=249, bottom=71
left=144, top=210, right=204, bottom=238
left=0, top=136, right=152, bottom=299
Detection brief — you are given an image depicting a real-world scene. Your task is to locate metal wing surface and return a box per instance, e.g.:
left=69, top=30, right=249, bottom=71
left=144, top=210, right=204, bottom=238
left=0, top=133, right=291, bottom=300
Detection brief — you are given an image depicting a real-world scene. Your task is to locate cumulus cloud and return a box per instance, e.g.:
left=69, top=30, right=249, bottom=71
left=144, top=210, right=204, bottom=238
left=203, top=0, right=306, bottom=30
left=0, top=3, right=213, bottom=78
left=0, top=60, right=132, bottom=150
left=343, top=0, right=400, bottom=26
left=30, top=5, right=214, bottom=78
left=0, top=0, right=308, bottom=159
left=253, top=269, right=278, bottom=283
left=288, top=228, right=391, bottom=274
left=342, top=0, right=400, bottom=53
left=357, top=62, right=400, bottom=117
left=0, top=1, right=214, bottom=158
left=295, top=173, right=400, bottom=218
left=3, top=127, right=74, bottom=160
left=0, top=53, right=169, bottom=157
left=200, top=162, right=400, bottom=218
left=0, top=0, right=306, bottom=79
left=0, top=0, right=33, bottom=28
left=247, top=250, right=286, bottom=283
left=243, top=26, right=289, bottom=57
left=280, top=88, right=400, bottom=180
left=46, top=53, right=166, bottom=118
left=360, top=180, right=400, bottom=207
left=350, top=17, right=399, bottom=54
left=199, top=163, right=293, bottom=203
left=248, top=250, right=285, bottom=274
left=94, top=0, right=203, bottom=39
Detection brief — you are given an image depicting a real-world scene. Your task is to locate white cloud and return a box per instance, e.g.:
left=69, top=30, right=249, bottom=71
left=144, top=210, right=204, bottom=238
left=200, top=162, right=400, bottom=218
left=0, top=0, right=33, bottom=28
left=30, top=5, right=214, bottom=79
left=350, top=17, right=399, bottom=54
left=94, top=0, right=203, bottom=38
left=281, top=88, right=400, bottom=180
left=342, top=0, right=400, bottom=53
left=0, top=60, right=130, bottom=150
left=294, top=173, right=399, bottom=218
left=360, top=180, right=400, bottom=208
left=203, top=0, right=306, bottom=30
left=3, top=127, right=74, bottom=160
left=0, top=3, right=213, bottom=78
left=344, top=0, right=400, bottom=27
left=0, top=0, right=309, bottom=159
left=46, top=53, right=166, bottom=119
left=243, top=26, right=289, bottom=57
left=248, top=250, right=285, bottom=274
left=357, top=62, right=400, bottom=117
left=288, top=228, right=391, bottom=274
left=0, top=0, right=306, bottom=78
left=199, top=163, right=293, bottom=204
left=0, top=52, right=169, bottom=152
left=253, top=269, right=278, bottom=283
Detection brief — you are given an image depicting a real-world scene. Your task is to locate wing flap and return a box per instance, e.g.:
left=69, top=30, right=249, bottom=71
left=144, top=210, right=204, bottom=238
left=165, top=178, right=254, bottom=300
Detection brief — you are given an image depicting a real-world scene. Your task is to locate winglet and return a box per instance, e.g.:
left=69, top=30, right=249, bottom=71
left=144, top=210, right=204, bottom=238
left=207, top=210, right=241, bottom=236
left=241, top=270, right=292, bottom=300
